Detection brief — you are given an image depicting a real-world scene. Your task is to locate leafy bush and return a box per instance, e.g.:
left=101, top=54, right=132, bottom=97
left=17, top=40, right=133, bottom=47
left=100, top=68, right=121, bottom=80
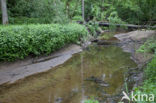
left=108, top=11, right=127, bottom=31
left=0, top=23, right=88, bottom=61
left=8, top=0, right=69, bottom=24
left=6, top=0, right=156, bottom=25
left=86, top=21, right=102, bottom=36
left=9, top=17, right=42, bottom=24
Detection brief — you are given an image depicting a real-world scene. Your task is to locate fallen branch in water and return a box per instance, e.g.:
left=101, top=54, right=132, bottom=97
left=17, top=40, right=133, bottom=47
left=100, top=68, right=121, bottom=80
left=98, top=22, right=156, bottom=29
left=77, top=21, right=156, bottom=29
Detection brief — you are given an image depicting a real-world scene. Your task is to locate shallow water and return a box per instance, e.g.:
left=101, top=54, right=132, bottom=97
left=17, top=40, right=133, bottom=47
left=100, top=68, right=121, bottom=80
left=0, top=45, right=136, bottom=103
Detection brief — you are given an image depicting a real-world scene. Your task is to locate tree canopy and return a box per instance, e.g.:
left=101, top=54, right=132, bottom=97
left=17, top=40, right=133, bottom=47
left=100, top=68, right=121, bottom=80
left=0, top=0, right=156, bottom=25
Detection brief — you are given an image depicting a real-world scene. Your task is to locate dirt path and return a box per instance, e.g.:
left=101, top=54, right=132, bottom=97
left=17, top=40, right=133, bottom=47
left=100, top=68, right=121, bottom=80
left=0, top=44, right=82, bottom=85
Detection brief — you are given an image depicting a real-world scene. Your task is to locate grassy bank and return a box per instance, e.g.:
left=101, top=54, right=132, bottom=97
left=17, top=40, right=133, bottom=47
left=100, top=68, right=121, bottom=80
left=0, top=23, right=88, bottom=61
left=135, top=36, right=156, bottom=102
left=135, top=57, right=156, bottom=103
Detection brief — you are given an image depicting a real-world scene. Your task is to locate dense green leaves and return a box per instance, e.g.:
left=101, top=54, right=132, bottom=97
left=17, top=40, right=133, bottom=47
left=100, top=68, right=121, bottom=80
left=134, top=57, right=156, bottom=103
left=137, top=36, right=156, bottom=54
left=5, top=0, right=156, bottom=25
left=8, top=0, right=69, bottom=24
left=0, top=23, right=88, bottom=61
left=145, top=57, right=156, bottom=82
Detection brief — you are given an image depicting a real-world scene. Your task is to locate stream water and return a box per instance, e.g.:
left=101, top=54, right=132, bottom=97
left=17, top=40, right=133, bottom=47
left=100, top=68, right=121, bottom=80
left=0, top=45, right=136, bottom=103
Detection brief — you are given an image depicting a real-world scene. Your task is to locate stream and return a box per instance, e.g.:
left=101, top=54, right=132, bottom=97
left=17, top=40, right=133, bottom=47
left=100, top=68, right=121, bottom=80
left=0, top=45, right=137, bottom=103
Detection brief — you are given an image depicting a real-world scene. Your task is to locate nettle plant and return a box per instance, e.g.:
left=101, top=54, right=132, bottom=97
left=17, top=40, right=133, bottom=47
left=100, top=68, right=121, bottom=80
left=0, top=23, right=88, bottom=61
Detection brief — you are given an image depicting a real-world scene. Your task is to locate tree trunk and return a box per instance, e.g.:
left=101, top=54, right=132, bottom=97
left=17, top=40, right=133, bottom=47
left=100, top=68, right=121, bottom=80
left=1, top=0, right=8, bottom=25
left=82, top=0, right=85, bottom=23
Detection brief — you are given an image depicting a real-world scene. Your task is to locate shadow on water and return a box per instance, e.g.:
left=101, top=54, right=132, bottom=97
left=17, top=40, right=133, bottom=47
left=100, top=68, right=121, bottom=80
left=0, top=45, right=136, bottom=103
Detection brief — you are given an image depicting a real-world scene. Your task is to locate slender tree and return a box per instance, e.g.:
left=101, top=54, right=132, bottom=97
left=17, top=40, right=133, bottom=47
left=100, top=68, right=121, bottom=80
left=82, top=0, right=85, bottom=23
left=1, top=0, right=8, bottom=24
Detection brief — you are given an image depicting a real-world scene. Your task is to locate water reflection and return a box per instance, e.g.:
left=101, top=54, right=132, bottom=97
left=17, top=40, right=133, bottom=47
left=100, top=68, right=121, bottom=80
left=0, top=45, right=136, bottom=103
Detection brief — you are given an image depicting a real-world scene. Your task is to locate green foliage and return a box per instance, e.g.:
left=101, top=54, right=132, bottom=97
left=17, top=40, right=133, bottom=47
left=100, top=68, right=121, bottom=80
left=8, top=0, right=69, bottom=24
left=135, top=36, right=156, bottom=103
left=137, top=36, right=156, bottom=54
left=99, top=32, right=115, bottom=40
left=108, top=11, right=127, bottom=31
left=8, top=0, right=34, bottom=17
left=85, top=0, right=156, bottom=25
left=9, top=17, right=41, bottom=24
left=114, top=0, right=142, bottom=24
left=134, top=57, right=156, bottom=103
left=145, top=57, right=156, bottom=82
left=72, top=16, right=83, bottom=21
left=0, top=23, right=88, bottom=61
left=6, top=0, right=156, bottom=25
left=86, top=21, right=101, bottom=36
left=84, top=99, right=99, bottom=103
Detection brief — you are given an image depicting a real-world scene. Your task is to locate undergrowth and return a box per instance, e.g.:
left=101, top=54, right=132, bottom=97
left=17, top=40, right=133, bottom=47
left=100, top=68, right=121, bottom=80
left=84, top=99, right=99, bottom=103
left=0, top=23, right=88, bottom=61
left=135, top=36, right=156, bottom=103
left=137, top=36, right=156, bottom=54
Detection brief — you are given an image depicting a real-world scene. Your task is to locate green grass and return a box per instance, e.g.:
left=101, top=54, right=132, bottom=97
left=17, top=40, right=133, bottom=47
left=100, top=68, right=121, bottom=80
left=0, top=23, right=88, bottom=61
left=84, top=99, right=99, bottom=103
left=134, top=56, right=156, bottom=103
left=135, top=37, right=156, bottom=102
left=137, top=36, right=156, bottom=54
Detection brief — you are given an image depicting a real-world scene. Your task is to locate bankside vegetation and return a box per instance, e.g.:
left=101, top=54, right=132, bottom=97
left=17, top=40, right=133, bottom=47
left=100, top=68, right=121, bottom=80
left=0, top=0, right=156, bottom=25
left=0, top=0, right=156, bottom=103
left=0, top=23, right=88, bottom=61
left=135, top=36, right=156, bottom=102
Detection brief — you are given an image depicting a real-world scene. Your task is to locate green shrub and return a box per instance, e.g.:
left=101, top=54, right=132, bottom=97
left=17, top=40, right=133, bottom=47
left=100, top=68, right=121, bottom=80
left=9, top=17, right=42, bottom=24
left=86, top=21, right=102, bottom=36
left=108, top=11, right=127, bottom=31
left=0, top=23, right=88, bottom=61
left=8, top=0, right=69, bottom=24
left=145, top=56, right=156, bottom=82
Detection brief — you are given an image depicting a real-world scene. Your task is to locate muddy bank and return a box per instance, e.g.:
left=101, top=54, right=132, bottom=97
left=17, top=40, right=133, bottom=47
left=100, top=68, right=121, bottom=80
left=94, top=30, right=155, bottom=67
left=115, top=30, right=156, bottom=88
left=0, top=44, right=82, bottom=85
left=115, top=30, right=155, bottom=67
left=93, top=30, right=156, bottom=88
